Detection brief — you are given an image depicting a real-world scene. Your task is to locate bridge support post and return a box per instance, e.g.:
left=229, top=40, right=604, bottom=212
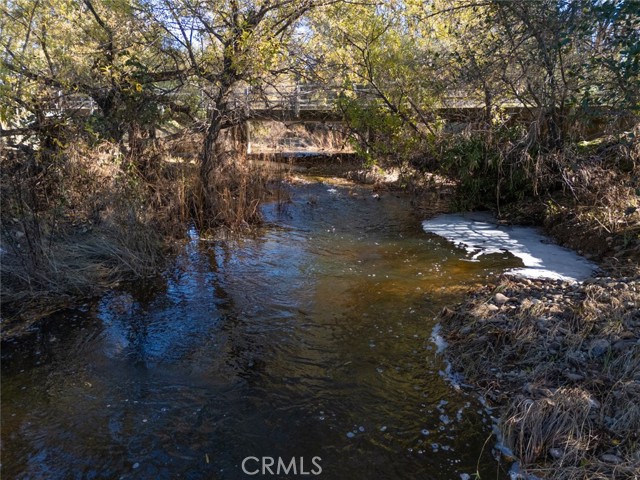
left=294, top=84, right=300, bottom=119
left=246, top=121, right=252, bottom=155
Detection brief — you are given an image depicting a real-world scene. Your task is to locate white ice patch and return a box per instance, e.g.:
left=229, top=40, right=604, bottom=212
left=422, top=213, right=597, bottom=282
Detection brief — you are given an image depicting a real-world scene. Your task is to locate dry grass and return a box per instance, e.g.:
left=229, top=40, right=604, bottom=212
left=0, top=138, right=198, bottom=326
left=491, top=129, right=640, bottom=275
left=0, top=130, right=278, bottom=334
left=504, top=388, right=595, bottom=465
left=543, top=158, right=640, bottom=274
left=440, top=276, right=640, bottom=479
left=195, top=160, right=268, bottom=230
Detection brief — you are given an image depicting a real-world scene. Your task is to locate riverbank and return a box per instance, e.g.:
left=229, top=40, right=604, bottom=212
left=416, top=155, right=639, bottom=478
left=437, top=274, right=639, bottom=479
left=0, top=135, right=280, bottom=339
left=423, top=172, right=640, bottom=477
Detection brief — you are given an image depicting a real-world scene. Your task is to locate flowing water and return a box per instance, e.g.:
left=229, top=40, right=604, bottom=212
left=1, top=179, right=521, bottom=479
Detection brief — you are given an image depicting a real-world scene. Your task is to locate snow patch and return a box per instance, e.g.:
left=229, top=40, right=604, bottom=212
left=422, top=213, right=596, bottom=282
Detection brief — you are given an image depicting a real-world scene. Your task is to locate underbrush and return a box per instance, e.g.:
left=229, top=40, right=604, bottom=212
left=440, top=276, right=640, bottom=479
left=542, top=153, right=640, bottom=274
left=194, top=161, right=268, bottom=231
left=0, top=134, right=271, bottom=332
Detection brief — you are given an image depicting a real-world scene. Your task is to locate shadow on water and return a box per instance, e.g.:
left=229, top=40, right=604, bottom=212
left=1, top=179, right=523, bottom=479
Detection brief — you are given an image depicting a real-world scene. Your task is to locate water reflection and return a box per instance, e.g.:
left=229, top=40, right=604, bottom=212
left=1, top=180, right=518, bottom=479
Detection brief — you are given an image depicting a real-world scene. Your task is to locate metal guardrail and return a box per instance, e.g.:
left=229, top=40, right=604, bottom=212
left=48, top=84, right=525, bottom=119
left=232, top=84, right=355, bottom=115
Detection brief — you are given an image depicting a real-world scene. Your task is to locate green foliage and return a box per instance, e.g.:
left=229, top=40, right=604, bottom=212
left=338, top=95, right=422, bottom=166
left=440, top=130, right=534, bottom=209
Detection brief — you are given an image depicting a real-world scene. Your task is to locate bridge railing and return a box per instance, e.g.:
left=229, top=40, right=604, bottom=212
left=47, top=93, right=98, bottom=114
left=233, top=84, right=377, bottom=115
left=45, top=83, right=527, bottom=119
left=232, top=84, right=511, bottom=117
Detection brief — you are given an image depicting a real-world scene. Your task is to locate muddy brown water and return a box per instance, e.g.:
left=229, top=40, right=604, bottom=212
left=1, top=179, right=520, bottom=479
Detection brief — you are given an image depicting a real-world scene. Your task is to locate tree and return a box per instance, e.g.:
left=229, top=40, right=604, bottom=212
left=156, top=0, right=341, bottom=206
left=307, top=1, right=446, bottom=164
left=1, top=0, right=187, bottom=149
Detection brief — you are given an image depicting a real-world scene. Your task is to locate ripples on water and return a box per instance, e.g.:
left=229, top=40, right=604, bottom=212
left=1, top=180, right=519, bottom=479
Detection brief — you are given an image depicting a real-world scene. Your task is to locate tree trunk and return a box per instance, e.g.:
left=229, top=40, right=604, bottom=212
left=201, top=107, right=224, bottom=190
left=543, top=107, right=564, bottom=151
left=484, top=87, right=493, bottom=126
left=94, top=92, right=124, bottom=142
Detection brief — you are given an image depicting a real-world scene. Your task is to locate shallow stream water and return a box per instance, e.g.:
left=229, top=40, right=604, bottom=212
left=1, top=179, right=521, bottom=479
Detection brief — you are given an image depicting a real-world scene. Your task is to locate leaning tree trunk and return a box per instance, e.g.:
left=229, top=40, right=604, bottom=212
left=94, top=91, right=125, bottom=142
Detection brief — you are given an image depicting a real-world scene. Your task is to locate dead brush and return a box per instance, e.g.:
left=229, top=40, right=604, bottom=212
left=0, top=140, right=178, bottom=321
left=542, top=140, right=640, bottom=274
left=195, top=158, right=269, bottom=231
left=503, top=388, right=595, bottom=466
left=440, top=275, right=640, bottom=479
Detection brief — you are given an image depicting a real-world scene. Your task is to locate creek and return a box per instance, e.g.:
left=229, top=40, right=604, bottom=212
left=1, top=178, right=521, bottom=479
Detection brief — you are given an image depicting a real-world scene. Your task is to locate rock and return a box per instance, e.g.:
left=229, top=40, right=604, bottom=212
left=613, top=339, right=637, bottom=352
left=587, top=396, right=601, bottom=409
left=494, top=293, right=509, bottom=305
left=549, top=448, right=564, bottom=459
left=564, top=372, right=585, bottom=382
left=589, top=339, right=610, bottom=358
left=600, top=454, right=622, bottom=464
left=530, top=298, right=541, bottom=305
left=441, top=307, right=455, bottom=318
left=460, top=326, right=472, bottom=336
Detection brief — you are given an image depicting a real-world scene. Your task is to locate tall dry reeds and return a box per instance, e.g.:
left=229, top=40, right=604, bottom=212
left=1, top=130, right=277, bottom=325
left=0, top=139, right=190, bottom=320
left=194, top=159, right=268, bottom=231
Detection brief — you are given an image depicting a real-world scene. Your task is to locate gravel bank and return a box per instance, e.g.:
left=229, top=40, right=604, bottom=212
left=438, top=275, right=640, bottom=479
